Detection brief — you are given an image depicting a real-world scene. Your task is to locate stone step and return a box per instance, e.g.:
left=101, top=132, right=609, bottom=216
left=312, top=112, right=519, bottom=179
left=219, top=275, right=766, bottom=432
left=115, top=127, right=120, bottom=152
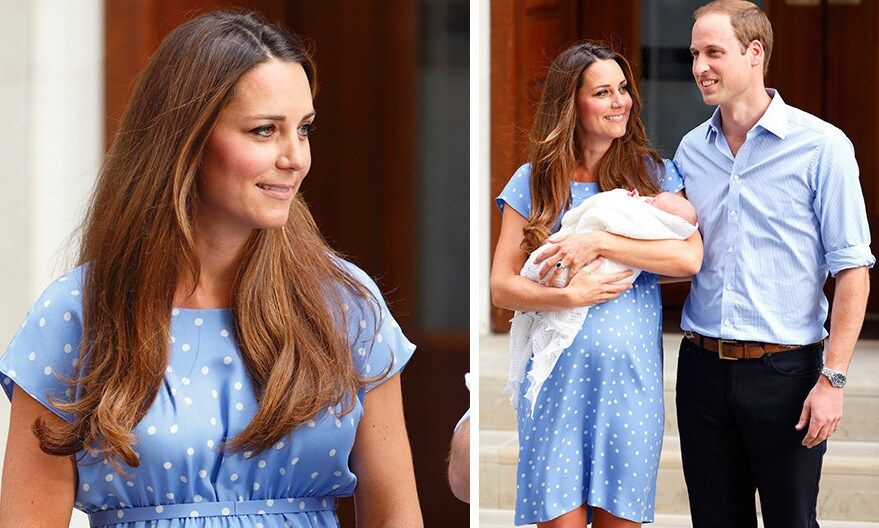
left=480, top=429, right=879, bottom=522
left=479, top=334, right=879, bottom=442
left=479, top=508, right=879, bottom=528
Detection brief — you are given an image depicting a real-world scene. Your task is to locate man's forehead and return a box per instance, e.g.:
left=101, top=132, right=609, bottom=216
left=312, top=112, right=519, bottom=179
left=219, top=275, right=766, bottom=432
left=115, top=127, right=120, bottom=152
left=691, top=13, right=737, bottom=47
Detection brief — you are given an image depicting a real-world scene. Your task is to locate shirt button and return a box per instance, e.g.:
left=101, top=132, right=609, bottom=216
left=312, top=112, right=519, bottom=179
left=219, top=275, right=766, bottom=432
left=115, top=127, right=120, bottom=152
left=729, top=210, right=737, bottom=218
left=724, top=319, right=732, bottom=326
left=727, top=246, right=734, bottom=254
left=732, top=174, right=740, bottom=182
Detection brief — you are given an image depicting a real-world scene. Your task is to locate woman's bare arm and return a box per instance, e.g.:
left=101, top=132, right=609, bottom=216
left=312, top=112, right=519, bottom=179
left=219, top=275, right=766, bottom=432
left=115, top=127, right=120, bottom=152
left=490, top=207, right=632, bottom=312
left=0, top=388, right=76, bottom=527
left=351, top=373, right=423, bottom=528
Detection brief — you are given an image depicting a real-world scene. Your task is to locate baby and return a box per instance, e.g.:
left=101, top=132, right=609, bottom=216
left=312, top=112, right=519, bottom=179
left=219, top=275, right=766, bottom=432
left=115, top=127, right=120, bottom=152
left=507, top=188, right=699, bottom=416
left=525, top=189, right=698, bottom=288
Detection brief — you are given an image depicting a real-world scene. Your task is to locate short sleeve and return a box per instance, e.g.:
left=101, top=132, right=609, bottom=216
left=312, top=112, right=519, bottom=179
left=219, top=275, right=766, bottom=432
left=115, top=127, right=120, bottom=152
left=0, top=268, right=85, bottom=421
left=495, top=163, right=533, bottom=218
left=811, top=133, right=876, bottom=276
left=339, top=261, right=416, bottom=394
left=659, top=158, right=685, bottom=194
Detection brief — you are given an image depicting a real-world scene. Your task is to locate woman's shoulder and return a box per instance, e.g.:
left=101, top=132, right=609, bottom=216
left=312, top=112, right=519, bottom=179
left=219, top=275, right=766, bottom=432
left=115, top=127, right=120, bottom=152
left=30, top=266, right=87, bottom=316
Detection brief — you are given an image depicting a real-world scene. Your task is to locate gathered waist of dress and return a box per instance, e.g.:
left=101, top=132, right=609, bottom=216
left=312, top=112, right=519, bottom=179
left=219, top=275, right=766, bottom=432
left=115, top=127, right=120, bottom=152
left=88, top=496, right=336, bottom=526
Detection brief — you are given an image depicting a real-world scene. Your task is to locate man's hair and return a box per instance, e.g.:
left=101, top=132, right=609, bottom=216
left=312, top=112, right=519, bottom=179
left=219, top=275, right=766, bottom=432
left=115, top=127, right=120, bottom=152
left=695, top=0, right=773, bottom=76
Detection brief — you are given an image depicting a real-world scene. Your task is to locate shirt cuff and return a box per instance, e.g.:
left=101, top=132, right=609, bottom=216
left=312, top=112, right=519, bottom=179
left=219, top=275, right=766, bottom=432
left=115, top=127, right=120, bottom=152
left=826, top=244, right=876, bottom=277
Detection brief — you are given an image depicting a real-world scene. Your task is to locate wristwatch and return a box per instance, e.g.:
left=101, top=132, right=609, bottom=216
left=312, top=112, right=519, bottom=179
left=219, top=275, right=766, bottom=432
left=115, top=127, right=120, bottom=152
left=820, top=366, right=847, bottom=388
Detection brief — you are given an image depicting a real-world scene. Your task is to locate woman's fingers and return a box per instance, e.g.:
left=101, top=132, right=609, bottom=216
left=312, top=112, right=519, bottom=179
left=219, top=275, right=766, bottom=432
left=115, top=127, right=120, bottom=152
left=533, top=244, right=560, bottom=264
left=547, top=232, right=569, bottom=244
left=581, top=257, right=605, bottom=274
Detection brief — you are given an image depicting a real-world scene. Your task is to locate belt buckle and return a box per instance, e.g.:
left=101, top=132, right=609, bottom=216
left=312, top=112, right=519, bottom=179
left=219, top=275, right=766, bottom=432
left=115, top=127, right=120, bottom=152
left=717, top=339, right=740, bottom=361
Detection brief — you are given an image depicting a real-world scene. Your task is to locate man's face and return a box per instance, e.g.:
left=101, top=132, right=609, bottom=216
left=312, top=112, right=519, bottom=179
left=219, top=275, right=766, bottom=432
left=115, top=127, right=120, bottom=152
left=690, top=13, right=759, bottom=107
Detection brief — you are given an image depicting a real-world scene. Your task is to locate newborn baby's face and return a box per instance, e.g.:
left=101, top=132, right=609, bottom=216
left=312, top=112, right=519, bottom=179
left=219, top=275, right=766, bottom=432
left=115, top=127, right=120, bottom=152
left=645, top=192, right=697, bottom=225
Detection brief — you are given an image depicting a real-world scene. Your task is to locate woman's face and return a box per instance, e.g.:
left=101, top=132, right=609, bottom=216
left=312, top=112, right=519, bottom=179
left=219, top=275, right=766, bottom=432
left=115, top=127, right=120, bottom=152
left=575, top=59, right=633, bottom=147
left=198, top=60, right=315, bottom=239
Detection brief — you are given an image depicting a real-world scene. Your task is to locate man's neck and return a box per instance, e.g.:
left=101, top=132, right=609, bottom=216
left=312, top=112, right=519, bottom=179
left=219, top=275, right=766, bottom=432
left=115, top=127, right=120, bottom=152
left=718, top=85, right=773, bottom=143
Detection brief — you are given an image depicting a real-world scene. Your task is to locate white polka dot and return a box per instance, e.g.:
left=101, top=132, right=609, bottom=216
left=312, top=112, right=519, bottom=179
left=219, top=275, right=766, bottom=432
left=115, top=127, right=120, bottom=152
left=291, top=457, right=300, bottom=465
left=105, top=474, right=113, bottom=482
left=233, top=381, right=242, bottom=390
left=235, top=402, right=244, bottom=411
left=243, top=451, right=253, bottom=459
left=211, top=390, right=219, bottom=398
left=193, top=495, right=202, bottom=503
left=182, top=377, right=190, bottom=385
left=189, top=511, right=199, bottom=517
left=163, top=462, right=172, bottom=470
left=253, top=482, right=260, bottom=490
left=38, top=317, right=46, bottom=327
left=63, top=343, right=72, bottom=353
left=83, top=483, right=90, bottom=492
left=274, top=441, right=285, bottom=450
left=359, top=320, right=367, bottom=329
left=357, top=347, right=366, bottom=356
left=207, top=439, right=215, bottom=448
left=230, top=473, right=238, bottom=481
left=186, top=447, right=194, bottom=456
left=117, top=511, right=124, bottom=519
left=201, top=366, right=209, bottom=375
left=147, top=426, right=157, bottom=435
left=223, top=356, right=232, bottom=365
left=329, top=448, right=336, bottom=457
left=279, top=467, right=286, bottom=475
left=266, top=499, right=274, bottom=506
left=300, top=501, right=306, bottom=509
left=220, top=329, right=229, bottom=338
left=210, top=417, right=217, bottom=426
left=199, top=469, right=208, bottom=478
left=221, top=507, right=231, bottom=515
left=311, top=471, right=318, bottom=478
left=63, top=312, right=71, bottom=321
left=170, top=424, right=179, bottom=433
left=194, top=318, right=203, bottom=327
left=334, top=471, right=342, bottom=477
left=258, top=460, right=267, bottom=468
left=71, top=290, right=80, bottom=296
left=27, top=352, right=36, bottom=361
left=43, top=366, right=52, bottom=376
left=180, top=475, right=187, bottom=483
left=181, top=344, right=191, bottom=352
left=7, top=370, right=15, bottom=378
left=155, top=505, right=164, bottom=513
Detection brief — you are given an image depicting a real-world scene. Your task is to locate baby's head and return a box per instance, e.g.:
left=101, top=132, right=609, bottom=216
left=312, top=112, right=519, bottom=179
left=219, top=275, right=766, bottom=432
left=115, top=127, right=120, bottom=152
left=645, top=192, right=697, bottom=225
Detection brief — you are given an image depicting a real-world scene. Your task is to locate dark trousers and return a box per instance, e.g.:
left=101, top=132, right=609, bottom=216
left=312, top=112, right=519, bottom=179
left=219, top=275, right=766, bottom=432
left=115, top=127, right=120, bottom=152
left=675, top=337, right=826, bottom=528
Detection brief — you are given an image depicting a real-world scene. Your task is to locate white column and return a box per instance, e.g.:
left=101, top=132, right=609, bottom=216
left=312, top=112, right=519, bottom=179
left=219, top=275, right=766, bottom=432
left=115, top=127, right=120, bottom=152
left=0, top=3, right=102, bottom=527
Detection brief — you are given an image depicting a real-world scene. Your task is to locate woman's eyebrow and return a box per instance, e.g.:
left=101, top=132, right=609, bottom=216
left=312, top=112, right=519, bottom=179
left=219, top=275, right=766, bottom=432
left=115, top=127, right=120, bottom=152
left=247, top=114, right=286, bottom=121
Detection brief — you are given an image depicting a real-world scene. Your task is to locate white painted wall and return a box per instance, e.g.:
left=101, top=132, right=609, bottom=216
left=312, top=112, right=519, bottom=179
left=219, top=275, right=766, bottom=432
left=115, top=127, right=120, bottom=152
left=0, top=2, right=102, bottom=526
left=477, top=0, right=491, bottom=337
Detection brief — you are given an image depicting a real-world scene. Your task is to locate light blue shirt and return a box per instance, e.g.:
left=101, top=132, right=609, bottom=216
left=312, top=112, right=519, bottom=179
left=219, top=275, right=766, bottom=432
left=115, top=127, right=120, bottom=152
left=675, top=89, right=875, bottom=345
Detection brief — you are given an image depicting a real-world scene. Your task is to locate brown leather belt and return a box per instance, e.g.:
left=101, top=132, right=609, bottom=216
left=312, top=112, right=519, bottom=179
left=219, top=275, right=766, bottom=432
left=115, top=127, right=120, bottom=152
left=684, top=332, right=820, bottom=361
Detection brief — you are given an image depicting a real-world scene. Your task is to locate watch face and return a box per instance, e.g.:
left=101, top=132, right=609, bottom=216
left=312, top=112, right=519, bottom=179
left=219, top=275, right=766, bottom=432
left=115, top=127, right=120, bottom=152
left=831, top=373, right=845, bottom=387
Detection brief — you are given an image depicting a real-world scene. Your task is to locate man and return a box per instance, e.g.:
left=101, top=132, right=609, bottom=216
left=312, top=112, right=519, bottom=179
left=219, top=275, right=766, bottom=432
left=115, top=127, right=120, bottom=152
left=673, top=1, right=874, bottom=527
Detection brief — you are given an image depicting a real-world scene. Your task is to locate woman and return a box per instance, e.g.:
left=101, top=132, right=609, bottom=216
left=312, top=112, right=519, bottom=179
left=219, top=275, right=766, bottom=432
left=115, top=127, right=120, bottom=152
left=0, top=11, right=422, bottom=527
left=490, top=42, right=702, bottom=527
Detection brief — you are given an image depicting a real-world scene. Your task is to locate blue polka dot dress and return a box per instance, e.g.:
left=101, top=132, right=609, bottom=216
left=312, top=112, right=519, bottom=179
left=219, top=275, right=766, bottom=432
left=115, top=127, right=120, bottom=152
left=496, top=160, right=685, bottom=525
left=0, top=261, right=415, bottom=527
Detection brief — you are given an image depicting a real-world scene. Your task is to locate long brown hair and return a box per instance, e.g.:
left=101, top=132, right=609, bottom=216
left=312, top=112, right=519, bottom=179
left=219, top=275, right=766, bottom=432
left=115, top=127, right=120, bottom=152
left=523, top=41, right=663, bottom=252
left=35, top=10, right=383, bottom=471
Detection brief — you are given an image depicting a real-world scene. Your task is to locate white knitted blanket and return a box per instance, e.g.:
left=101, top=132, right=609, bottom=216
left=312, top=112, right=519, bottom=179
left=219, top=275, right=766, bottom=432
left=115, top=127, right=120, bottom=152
left=507, top=189, right=697, bottom=416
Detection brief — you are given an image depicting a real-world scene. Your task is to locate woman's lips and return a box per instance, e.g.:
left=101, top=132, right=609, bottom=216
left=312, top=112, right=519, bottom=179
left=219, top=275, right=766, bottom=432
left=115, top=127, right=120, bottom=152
left=256, top=183, right=294, bottom=200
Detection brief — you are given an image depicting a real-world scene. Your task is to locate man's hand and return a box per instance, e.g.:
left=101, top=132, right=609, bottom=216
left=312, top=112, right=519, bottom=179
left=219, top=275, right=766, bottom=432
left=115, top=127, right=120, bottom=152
left=796, top=376, right=844, bottom=448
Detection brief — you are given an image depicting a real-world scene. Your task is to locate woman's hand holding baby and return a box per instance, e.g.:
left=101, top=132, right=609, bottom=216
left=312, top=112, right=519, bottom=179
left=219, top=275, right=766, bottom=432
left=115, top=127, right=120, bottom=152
left=535, top=231, right=609, bottom=283
left=561, top=258, right=633, bottom=307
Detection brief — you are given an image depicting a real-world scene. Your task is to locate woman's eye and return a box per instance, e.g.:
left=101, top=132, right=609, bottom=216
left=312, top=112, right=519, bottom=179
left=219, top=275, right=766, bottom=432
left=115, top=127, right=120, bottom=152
left=620, top=85, right=628, bottom=93
left=250, top=124, right=275, bottom=138
left=298, top=123, right=316, bottom=137
left=595, top=90, right=608, bottom=96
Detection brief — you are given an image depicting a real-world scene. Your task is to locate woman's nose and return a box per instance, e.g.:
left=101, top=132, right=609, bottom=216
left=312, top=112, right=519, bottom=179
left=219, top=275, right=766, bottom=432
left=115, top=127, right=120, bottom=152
left=278, top=137, right=308, bottom=170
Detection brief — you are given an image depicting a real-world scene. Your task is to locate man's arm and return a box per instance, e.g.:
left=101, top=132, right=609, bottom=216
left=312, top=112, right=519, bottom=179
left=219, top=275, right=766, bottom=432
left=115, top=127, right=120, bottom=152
left=796, top=266, right=870, bottom=448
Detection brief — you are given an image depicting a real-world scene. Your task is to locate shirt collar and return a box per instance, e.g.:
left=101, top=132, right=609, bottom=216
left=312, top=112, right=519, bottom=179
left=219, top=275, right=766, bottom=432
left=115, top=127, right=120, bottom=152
left=704, top=88, right=788, bottom=141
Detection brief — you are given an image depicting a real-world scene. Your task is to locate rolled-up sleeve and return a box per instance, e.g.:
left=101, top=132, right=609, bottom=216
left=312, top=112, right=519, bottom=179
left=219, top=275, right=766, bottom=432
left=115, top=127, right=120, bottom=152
left=812, top=132, right=876, bottom=276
